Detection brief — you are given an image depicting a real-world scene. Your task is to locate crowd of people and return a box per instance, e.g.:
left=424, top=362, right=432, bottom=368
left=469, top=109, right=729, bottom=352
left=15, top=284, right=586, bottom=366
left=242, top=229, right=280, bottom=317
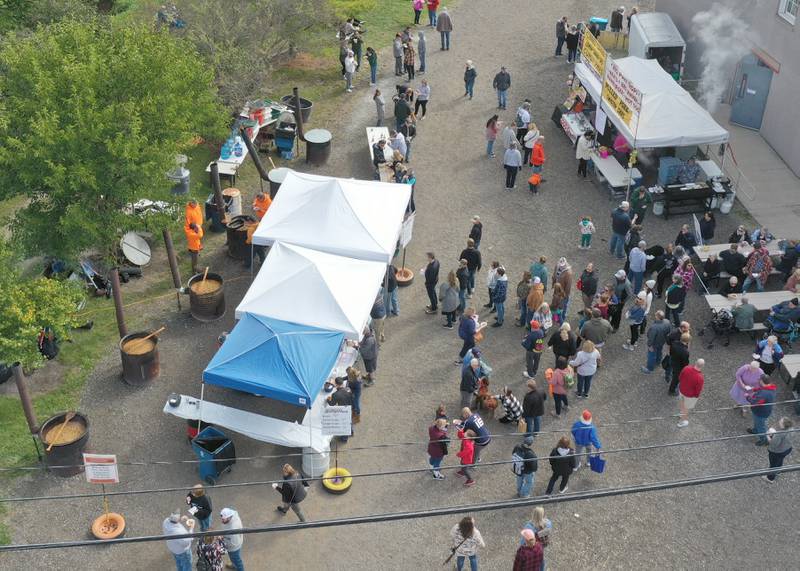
left=161, top=5, right=800, bottom=569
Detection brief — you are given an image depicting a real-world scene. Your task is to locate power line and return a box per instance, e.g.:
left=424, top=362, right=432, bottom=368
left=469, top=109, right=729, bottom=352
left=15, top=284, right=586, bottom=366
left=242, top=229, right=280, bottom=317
left=4, top=397, right=797, bottom=473
left=1, top=463, right=797, bottom=553
left=2, top=428, right=796, bottom=504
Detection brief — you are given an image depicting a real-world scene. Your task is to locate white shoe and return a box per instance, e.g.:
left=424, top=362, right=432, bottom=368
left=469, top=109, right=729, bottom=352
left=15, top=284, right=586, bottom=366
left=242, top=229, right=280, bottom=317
left=573, top=462, right=581, bottom=472
left=558, top=486, right=569, bottom=494
left=622, top=343, right=635, bottom=351
left=522, top=371, right=532, bottom=378
left=677, top=420, right=689, bottom=428
left=762, top=475, right=775, bottom=483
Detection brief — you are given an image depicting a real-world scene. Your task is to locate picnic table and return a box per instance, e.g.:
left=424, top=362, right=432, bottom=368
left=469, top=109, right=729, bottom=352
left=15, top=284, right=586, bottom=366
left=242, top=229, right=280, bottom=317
left=590, top=151, right=642, bottom=194
left=781, top=354, right=800, bottom=382
left=695, top=240, right=784, bottom=263
left=366, top=127, right=395, bottom=183
left=703, top=291, right=796, bottom=312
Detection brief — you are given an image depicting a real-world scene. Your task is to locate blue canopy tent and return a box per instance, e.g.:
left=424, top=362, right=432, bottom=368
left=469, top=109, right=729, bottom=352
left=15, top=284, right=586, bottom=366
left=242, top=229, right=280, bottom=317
left=203, top=313, right=344, bottom=408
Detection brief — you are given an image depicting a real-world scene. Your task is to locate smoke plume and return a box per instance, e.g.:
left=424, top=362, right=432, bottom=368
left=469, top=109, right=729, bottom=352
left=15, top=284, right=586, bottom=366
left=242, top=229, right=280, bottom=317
left=691, top=2, right=755, bottom=113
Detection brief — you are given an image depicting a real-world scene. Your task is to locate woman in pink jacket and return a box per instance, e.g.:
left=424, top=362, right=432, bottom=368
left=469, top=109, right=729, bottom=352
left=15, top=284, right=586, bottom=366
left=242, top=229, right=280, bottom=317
left=548, top=357, right=572, bottom=418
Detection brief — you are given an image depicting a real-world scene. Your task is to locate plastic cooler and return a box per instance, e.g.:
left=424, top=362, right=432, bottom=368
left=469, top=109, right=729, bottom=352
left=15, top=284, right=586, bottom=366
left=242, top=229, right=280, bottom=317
left=191, top=427, right=236, bottom=485
left=589, top=17, right=608, bottom=31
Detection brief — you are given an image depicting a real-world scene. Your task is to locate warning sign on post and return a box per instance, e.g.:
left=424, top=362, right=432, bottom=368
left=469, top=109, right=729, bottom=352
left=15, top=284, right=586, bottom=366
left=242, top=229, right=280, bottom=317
left=321, top=406, right=353, bottom=436
left=83, top=453, right=119, bottom=484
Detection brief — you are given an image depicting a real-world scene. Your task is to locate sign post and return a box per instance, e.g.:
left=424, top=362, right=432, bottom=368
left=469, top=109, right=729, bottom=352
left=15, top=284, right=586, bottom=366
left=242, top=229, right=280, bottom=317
left=84, top=454, right=119, bottom=527
left=322, top=406, right=353, bottom=473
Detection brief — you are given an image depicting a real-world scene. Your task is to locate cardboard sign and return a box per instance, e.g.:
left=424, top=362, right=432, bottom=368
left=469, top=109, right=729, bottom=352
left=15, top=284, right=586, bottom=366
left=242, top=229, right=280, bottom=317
left=83, top=453, right=119, bottom=484
left=580, top=31, right=607, bottom=84
left=602, top=60, right=642, bottom=132
left=400, top=212, right=415, bottom=248
left=321, top=406, right=353, bottom=436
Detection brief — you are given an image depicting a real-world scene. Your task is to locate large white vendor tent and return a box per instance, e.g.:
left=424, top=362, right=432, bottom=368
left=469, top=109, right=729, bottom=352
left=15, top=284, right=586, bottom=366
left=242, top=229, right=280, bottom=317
left=575, top=57, right=729, bottom=148
left=251, top=171, right=411, bottom=263
left=236, top=241, right=385, bottom=340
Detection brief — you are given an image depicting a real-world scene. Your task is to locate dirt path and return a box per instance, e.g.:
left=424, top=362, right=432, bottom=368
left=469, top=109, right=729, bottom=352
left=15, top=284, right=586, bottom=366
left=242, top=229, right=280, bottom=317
left=3, top=1, right=798, bottom=569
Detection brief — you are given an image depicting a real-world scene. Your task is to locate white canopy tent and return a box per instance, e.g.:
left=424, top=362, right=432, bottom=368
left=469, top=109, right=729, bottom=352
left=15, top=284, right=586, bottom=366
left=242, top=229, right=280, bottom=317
left=251, top=171, right=411, bottom=264
left=236, top=241, right=385, bottom=340
left=575, top=57, right=728, bottom=148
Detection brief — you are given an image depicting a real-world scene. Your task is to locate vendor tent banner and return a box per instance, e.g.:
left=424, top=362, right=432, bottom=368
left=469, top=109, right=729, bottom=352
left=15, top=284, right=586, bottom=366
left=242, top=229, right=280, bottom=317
left=580, top=57, right=729, bottom=148
left=580, top=30, right=607, bottom=84
left=602, top=60, right=643, bottom=132
left=236, top=242, right=385, bottom=340
left=203, top=313, right=344, bottom=408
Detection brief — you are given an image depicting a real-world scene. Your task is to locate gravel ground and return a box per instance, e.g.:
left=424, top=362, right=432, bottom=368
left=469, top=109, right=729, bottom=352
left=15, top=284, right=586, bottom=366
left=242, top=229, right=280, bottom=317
left=3, top=1, right=799, bottom=569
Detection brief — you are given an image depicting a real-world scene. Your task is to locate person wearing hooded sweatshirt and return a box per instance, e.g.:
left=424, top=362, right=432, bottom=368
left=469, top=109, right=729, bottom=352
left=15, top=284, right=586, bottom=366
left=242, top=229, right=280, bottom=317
left=571, top=409, right=602, bottom=471
left=526, top=276, right=545, bottom=321
left=545, top=436, right=577, bottom=494
left=492, top=268, right=508, bottom=326
left=163, top=511, right=194, bottom=571
left=522, top=320, right=545, bottom=379
left=747, top=375, right=778, bottom=445
left=529, top=256, right=549, bottom=291
left=219, top=508, right=244, bottom=571
left=463, top=60, right=477, bottom=99
left=609, top=270, right=633, bottom=332
left=765, top=417, right=795, bottom=482
left=552, top=257, right=573, bottom=316
left=512, top=435, right=538, bottom=498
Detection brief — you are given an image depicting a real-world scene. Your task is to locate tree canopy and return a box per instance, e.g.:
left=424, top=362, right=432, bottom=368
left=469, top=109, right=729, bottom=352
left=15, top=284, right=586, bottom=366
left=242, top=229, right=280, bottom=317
left=0, top=19, right=226, bottom=259
left=0, top=238, right=84, bottom=370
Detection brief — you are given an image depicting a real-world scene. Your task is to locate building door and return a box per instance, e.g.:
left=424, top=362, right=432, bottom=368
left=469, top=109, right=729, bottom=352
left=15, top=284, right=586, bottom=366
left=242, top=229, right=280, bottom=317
left=730, top=54, right=773, bottom=130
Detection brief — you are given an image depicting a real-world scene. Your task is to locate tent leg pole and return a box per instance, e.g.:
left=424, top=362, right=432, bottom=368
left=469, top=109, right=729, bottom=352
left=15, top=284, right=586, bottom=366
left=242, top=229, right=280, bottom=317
left=197, top=382, right=205, bottom=434
left=250, top=243, right=254, bottom=279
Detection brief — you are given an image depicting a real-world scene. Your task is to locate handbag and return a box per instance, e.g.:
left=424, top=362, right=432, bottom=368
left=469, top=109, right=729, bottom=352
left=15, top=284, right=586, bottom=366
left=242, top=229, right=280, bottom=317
left=474, top=331, right=484, bottom=343
left=661, top=355, right=670, bottom=370
left=588, top=454, right=606, bottom=474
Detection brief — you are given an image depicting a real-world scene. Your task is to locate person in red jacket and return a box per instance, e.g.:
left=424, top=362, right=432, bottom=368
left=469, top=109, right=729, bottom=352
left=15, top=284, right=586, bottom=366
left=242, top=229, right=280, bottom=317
left=677, top=358, right=705, bottom=427
left=455, top=427, right=476, bottom=487
left=530, top=136, right=546, bottom=177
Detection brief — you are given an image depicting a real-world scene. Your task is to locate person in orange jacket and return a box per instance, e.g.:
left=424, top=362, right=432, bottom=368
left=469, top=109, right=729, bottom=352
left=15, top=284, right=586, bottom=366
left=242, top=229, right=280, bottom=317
left=252, top=191, right=272, bottom=220
left=185, top=198, right=204, bottom=228
left=243, top=221, right=267, bottom=269
left=185, top=222, right=203, bottom=274
left=530, top=136, right=546, bottom=177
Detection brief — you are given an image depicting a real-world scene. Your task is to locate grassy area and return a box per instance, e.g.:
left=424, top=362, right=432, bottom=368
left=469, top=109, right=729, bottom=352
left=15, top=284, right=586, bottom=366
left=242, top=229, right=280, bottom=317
left=0, top=275, right=175, bottom=472
left=0, top=0, right=429, bottom=544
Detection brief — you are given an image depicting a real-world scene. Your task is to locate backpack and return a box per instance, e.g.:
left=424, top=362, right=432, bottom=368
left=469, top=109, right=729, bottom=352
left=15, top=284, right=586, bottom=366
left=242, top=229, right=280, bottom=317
left=512, top=449, right=525, bottom=475
left=515, top=111, right=525, bottom=128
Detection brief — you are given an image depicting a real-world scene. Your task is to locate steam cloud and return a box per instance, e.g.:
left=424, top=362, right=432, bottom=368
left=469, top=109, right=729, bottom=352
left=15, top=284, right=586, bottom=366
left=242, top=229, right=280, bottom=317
left=691, top=2, right=755, bottom=113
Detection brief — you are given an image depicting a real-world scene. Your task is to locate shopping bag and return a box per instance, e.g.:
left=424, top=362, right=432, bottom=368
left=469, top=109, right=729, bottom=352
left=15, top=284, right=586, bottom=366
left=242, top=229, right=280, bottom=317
left=588, top=454, right=606, bottom=474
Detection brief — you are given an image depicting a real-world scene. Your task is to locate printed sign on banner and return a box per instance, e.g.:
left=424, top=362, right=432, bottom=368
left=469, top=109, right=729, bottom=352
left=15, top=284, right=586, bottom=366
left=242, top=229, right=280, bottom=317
left=602, top=61, right=642, bottom=132
left=400, top=212, right=415, bottom=248
left=83, top=453, right=119, bottom=484
left=580, top=31, right=607, bottom=83
left=321, top=405, right=353, bottom=436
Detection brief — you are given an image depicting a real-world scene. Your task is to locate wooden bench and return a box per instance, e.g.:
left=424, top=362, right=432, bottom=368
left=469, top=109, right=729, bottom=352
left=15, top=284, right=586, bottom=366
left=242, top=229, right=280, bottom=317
left=717, top=269, right=782, bottom=280
left=739, top=322, right=767, bottom=340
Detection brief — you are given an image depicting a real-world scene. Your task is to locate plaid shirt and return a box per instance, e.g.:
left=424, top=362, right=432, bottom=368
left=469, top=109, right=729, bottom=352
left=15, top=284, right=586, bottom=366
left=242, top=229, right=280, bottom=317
left=513, top=543, right=543, bottom=571
left=498, top=394, right=523, bottom=421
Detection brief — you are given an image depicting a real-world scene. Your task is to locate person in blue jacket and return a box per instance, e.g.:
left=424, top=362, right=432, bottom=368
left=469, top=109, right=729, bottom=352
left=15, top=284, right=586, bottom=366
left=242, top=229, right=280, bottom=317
left=491, top=268, right=508, bottom=327
left=747, top=375, right=777, bottom=445
left=457, top=307, right=478, bottom=362
left=571, top=409, right=602, bottom=471
left=767, top=298, right=800, bottom=334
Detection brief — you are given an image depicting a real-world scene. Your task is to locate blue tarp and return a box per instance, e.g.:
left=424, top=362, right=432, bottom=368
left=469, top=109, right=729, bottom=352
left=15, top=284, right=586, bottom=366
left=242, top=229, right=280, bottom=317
left=203, top=313, right=344, bottom=408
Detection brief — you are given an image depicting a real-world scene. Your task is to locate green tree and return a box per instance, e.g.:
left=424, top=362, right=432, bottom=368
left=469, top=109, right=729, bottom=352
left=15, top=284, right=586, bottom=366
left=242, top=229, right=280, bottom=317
left=0, top=238, right=84, bottom=370
left=0, top=20, right=226, bottom=259
left=175, top=0, right=332, bottom=109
